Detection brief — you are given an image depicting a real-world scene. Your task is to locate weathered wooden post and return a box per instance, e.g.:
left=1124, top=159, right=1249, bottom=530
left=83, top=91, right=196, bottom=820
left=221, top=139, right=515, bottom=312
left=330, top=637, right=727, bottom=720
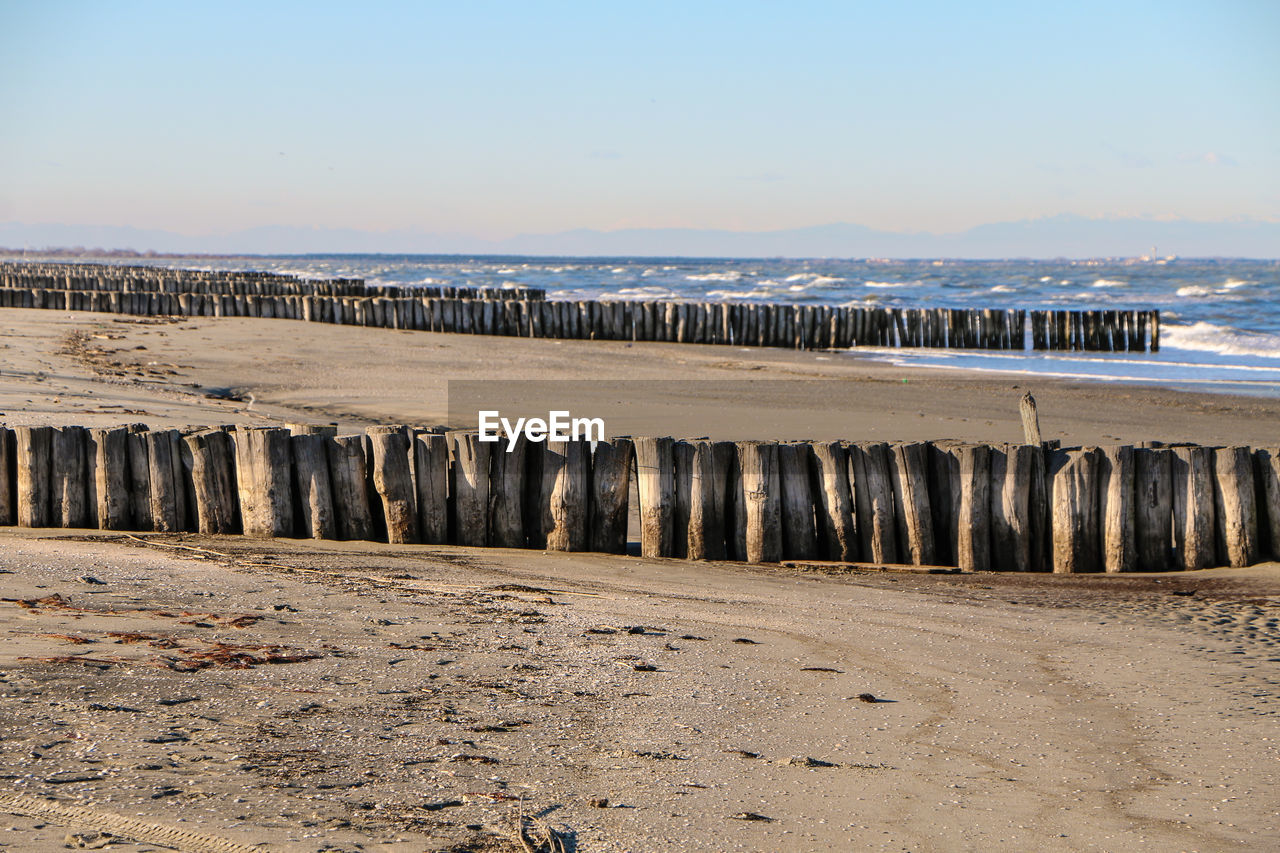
left=1133, top=447, right=1173, bottom=571
left=850, top=442, right=898, bottom=564
left=538, top=438, right=591, bottom=551
left=88, top=427, right=130, bottom=530
left=145, top=430, right=181, bottom=532
left=447, top=431, right=488, bottom=547
left=811, top=441, right=857, bottom=562
left=634, top=436, right=675, bottom=558
left=1050, top=448, right=1102, bottom=573
left=234, top=427, right=295, bottom=537
left=1099, top=445, right=1136, bottom=573
left=0, top=426, right=14, bottom=525
left=1171, top=445, right=1215, bottom=571
left=777, top=442, right=818, bottom=560
left=671, top=441, right=694, bottom=559
left=955, top=444, right=991, bottom=571
left=368, top=428, right=418, bottom=544
left=1214, top=446, right=1259, bottom=567
left=185, top=429, right=239, bottom=534
left=1257, top=448, right=1280, bottom=561
left=991, top=444, right=1034, bottom=572
left=125, top=426, right=152, bottom=530
left=590, top=437, right=633, bottom=554
left=327, top=435, right=374, bottom=541
left=890, top=442, right=935, bottom=565
left=292, top=432, right=337, bottom=539
left=15, top=426, right=53, bottom=527
left=1019, top=392, right=1042, bottom=445
left=488, top=434, right=526, bottom=548
left=50, top=426, right=88, bottom=528
left=735, top=441, right=782, bottom=563
left=685, top=439, right=727, bottom=560
left=412, top=431, right=449, bottom=544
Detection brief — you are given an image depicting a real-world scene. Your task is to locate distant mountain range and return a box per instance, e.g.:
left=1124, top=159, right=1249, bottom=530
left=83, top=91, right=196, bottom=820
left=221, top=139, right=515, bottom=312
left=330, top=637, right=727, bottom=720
left=2, top=215, right=1277, bottom=259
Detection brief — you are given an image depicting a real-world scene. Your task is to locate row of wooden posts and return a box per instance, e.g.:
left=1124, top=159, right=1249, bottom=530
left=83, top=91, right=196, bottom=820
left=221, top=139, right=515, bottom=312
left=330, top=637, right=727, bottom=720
left=1, top=423, right=1276, bottom=573
left=0, top=262, right=543, bottom=301
left=1, top=281, right=1160, bottom=353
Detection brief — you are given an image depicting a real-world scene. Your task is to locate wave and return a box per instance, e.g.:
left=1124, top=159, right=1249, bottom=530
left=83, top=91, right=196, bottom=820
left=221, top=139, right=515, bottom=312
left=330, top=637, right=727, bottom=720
left=989, top=284, right=1015, bottom=293
left=1162, top=321, right=1280, bottom=359
left=686, top=271, right=744, bottom=282
left=1092, top=278, right=1126, bottom=288
left=864, top=280, right=911, bottom=288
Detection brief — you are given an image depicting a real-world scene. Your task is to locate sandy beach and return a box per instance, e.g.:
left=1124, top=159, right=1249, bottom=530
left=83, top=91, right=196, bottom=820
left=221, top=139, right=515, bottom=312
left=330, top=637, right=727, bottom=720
left=2, top=308, right=1279, bottom=851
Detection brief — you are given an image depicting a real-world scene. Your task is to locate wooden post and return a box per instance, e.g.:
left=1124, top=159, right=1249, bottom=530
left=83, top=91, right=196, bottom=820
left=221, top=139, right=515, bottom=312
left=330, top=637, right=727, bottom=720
left=448, top=431, right=488, bottom=547
left=929, top=443, right=959, bottom=567
left=488, top=434, right=526, bottom=548
left=1019, top=392, right=1042, bottom=445
left=590, top=437, right=633, bottom=555
left=1257, top=448, right=1280, bottom=561
left=736, top=441, right=782, bottom=563
left=1133, top=447, right=1173, bottom=571
left=850, top=442, right=898, bottom=564
left=90, top=427, right=131, bottom=530
left=956, top=444, right=991, bottom=571
left=991, top=444, right=1034, bottom=571
left=291, top=433, right=337, bottom=539
left=634, top=436, right=675, bottom=557
left=126, top=427, right=152, bottom=531
left=1050, top=448, right=1102, bottom=573
left=234, top=427, right=295, bottom=537
left=684, top=439, right=726, bottom=560
left=1171, top=445, right=1215, bottom=571
left=778, top=443, right=818, bottom=559
left=412, top=431, right=449, bottom=545
left=1213, top=446, right=1259, bottom=567
left=327, top=435, right=374, bottom=541
left=671, top=440, right=694, bottom=559
left=889, top=442, right=935, bottom=565
left=50, top=426, right=88, bottom=528
left=15, top=426, right=53, bottom=527
left=367, top=429, right=419, bottom=544
left=146, top=430, right=180, bottom=532
left=185, top=430, right=239, bottom=534
left=0, top=426, right=14, bottom=526
left=811, top=441, right=857, bottom=562
left=1099, top=445, right=1137, bottom=573
left=538, top=438, right=591, bottom=551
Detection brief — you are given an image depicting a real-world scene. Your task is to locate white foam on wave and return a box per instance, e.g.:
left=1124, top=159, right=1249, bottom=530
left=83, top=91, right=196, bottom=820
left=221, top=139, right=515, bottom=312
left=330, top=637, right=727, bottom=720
left=990, top=284, right=1015, bottom=293
left=706, top=288, right=775, bottom=300
left=1175, top=285, right=1215, bottom=297
left=1092, top=278, right=1126, bottom=288
left=617, top=285, right=677, bottom=298
left=865, top=280, right=910, bottom=288
left=687, top=271, right=743, bottom=282
left=1162, top=322, right=1280, bottom=359
left=1222, top=279, right=1254, bottom=290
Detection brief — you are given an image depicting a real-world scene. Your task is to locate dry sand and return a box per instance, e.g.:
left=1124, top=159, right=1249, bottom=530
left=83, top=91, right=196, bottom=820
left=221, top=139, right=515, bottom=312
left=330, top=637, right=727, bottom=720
left=4, top=308, right=1280, bottom=444
left=1, top=307, right=1279, bottom=852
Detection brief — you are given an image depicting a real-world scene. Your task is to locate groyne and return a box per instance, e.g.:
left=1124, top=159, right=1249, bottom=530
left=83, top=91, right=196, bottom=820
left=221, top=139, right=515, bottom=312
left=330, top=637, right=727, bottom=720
left=1, top=262, right=1159, bottom=352
left=2, top=423, right=1275, bottom=573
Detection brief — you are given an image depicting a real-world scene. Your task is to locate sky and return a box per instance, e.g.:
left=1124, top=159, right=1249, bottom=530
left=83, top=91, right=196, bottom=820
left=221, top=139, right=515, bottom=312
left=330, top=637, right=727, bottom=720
left=1, top=0, right=1277, bottom=246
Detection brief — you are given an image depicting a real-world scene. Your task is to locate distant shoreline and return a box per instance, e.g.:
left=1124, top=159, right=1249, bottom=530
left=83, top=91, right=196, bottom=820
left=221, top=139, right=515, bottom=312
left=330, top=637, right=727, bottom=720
left=2, top=247, right=1277, bottom=263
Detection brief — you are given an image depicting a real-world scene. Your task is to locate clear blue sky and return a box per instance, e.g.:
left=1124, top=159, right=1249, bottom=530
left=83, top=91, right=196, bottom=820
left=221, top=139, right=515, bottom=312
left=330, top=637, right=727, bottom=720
left=2, top=0, right=1277, bottom=240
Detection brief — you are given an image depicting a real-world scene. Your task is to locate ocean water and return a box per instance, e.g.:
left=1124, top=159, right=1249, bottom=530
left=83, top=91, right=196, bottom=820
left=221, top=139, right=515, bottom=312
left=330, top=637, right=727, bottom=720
left=22, top=254, right=1280, bottom=396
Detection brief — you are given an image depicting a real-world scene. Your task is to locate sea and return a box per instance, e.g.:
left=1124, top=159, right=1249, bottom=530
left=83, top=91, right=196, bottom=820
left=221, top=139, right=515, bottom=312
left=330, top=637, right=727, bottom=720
left=19, top=254, right=1280, bottom=397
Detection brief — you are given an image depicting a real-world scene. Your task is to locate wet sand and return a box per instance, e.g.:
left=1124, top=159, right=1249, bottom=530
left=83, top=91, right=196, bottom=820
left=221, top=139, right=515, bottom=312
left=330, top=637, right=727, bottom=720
left=1, top=307, right=1278, bottom=851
